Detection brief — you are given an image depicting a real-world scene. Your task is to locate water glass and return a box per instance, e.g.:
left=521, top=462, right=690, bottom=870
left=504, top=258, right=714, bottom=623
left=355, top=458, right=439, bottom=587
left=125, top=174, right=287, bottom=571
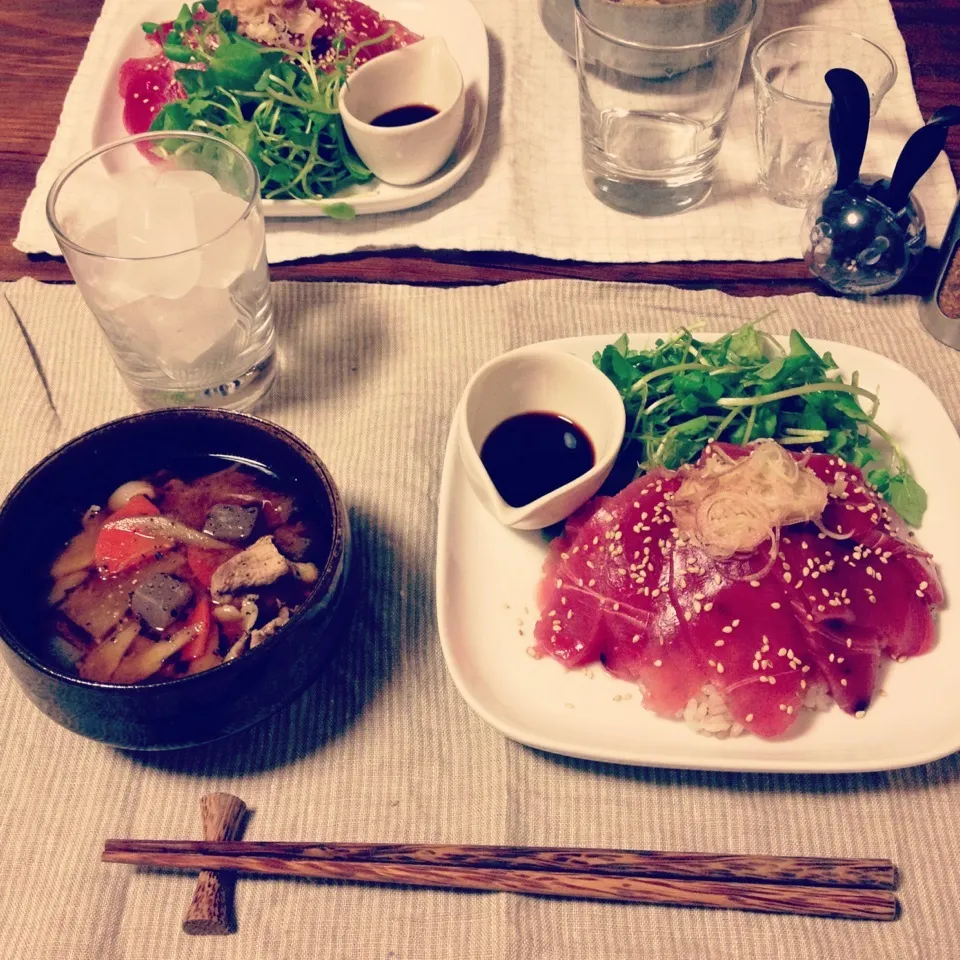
left=46, top=131, right=277, bottom=411
left=575, top=0, right=761, bottom=217
left=751, top=27, right=897, bottom=207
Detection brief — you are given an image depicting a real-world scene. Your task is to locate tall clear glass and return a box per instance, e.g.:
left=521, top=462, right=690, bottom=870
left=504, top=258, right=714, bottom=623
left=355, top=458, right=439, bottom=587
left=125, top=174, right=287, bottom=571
left=751, top=27, right=897, bottom=208
left=46, top=131, right=277, bottom=411
left=575, top=0, right=761, bottom=217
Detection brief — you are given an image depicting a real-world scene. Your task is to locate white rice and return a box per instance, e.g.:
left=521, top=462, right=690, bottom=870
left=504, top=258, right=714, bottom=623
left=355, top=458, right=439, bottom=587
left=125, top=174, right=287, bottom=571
left=678, top=682, right=833, bottom=739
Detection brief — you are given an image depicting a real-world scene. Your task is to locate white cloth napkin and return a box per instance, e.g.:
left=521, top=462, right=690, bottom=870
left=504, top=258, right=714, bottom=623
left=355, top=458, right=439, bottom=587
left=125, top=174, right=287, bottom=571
left=14, top=0, right=958, bottom=263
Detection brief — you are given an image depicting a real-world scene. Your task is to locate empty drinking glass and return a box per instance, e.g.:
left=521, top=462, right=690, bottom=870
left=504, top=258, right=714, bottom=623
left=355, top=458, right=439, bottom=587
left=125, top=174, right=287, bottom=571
left=751, top=26, right=897, bottom=207
left=46, top=131, right=277, bottom=411
left=575, top=0, right=761, bottom=216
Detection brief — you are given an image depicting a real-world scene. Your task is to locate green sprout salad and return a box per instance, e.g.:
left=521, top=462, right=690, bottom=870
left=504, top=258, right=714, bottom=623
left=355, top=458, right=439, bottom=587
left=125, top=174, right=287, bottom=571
left=145, top=0, right=386, bottom=213
left=594, top=323, right=927, bottom=526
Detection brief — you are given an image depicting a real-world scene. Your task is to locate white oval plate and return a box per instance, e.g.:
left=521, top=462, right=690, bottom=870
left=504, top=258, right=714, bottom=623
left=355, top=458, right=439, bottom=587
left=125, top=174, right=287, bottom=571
left=93, top=0, right=488, bottom=218
left=436, top=333, right=960, bottom=773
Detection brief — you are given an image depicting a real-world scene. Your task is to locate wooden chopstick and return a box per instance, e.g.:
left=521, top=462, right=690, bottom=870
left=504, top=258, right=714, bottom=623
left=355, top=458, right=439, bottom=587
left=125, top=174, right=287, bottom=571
left=103, top=840, right=896, bottom=889
left=102, top=840, right=899, bottom=921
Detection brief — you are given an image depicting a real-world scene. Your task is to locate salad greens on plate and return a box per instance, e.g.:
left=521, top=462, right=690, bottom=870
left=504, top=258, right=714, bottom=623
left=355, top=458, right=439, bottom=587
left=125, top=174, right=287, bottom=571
left=146, top=0, right=386, bottom=211
left=594, top=323, right=928, bottom=526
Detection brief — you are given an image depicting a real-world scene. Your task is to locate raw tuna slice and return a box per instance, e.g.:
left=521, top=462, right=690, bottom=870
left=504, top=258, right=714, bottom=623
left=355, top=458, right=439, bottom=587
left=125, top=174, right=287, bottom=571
left=311, top=0, right=422, bottom=64
left=667, top=539, right=823, bottom=739
left=534, top=440, right=943, bottom=739
left=778, top=527, right=935, bottom=667
left=119, top=44, right=186, bottom=135
left=534, top=472, right=705, bottom=718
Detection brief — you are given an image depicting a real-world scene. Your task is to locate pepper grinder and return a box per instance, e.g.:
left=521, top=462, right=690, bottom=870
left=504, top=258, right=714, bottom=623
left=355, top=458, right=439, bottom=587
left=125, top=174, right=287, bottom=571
left=801, top=71, right=958, bottom=296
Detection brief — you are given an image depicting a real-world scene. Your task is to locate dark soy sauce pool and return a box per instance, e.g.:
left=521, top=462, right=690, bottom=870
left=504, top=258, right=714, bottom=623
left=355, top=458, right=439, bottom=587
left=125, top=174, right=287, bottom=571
left=480, top=412, right=594, bottom=508
left=371, top=104, right=439, bottom=127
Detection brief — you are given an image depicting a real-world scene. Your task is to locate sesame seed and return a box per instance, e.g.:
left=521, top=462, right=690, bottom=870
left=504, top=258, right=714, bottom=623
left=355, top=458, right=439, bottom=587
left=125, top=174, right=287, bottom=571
left=840, top=678, right=848, bottom=687
left=770, top=602, right=781, bottom=610
left=745, top=713, right=754, bottom=722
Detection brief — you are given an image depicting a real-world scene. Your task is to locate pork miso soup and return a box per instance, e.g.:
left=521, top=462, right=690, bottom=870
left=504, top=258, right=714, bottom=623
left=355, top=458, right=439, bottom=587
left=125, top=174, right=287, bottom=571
left=45, top=458, right=330, bottom=684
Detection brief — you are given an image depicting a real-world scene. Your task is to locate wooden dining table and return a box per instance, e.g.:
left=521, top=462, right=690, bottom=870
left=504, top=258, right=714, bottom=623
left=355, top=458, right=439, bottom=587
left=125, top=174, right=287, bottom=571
left=2, top=0, right=958, bottom=296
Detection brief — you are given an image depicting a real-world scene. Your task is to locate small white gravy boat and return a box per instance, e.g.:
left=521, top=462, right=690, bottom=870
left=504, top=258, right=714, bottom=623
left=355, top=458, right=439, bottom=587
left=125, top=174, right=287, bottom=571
left=457, top=349, right=626, bottom=530
left=339, top=36, right=466, bottom=186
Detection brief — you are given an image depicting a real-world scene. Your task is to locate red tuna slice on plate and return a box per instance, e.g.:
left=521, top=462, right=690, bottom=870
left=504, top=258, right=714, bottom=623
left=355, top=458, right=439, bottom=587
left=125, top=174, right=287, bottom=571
left=311, top=0, right=422, bottom=64
left=707, top=443, right=943, bottom=605
left=779, top=526, right=935, bottom=667
left=667, top=539, right=823, bottom=738
left=119, top=49, right=186, bottom=136
left=803, top=452, right=944, bottom=606
left=534, top=473, right=706, bottom=718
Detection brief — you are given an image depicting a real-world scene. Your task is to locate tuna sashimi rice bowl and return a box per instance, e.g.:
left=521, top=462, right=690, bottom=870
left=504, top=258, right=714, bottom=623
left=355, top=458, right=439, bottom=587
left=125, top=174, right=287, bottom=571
left=527, top=325, right=944, bottom=741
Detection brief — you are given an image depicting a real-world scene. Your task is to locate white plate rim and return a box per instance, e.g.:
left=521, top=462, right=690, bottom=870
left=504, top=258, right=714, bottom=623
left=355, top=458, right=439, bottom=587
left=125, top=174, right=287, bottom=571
left=436, top=333, right=960, bottom=774
left=94, top=0, right=489, bottom=219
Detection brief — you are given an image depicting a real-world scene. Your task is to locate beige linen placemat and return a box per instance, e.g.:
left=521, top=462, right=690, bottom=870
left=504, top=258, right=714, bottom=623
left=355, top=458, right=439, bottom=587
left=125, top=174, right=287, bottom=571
left=13, top=0, right=958, bottom=264
left=1, top=278, right=960, bottom=959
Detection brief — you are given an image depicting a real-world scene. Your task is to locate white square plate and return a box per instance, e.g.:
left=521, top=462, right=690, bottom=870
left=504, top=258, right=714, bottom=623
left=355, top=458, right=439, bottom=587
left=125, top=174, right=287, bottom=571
left=436, top=334, right=960, bottom=773
left=92, top=0, right=488, bottom=217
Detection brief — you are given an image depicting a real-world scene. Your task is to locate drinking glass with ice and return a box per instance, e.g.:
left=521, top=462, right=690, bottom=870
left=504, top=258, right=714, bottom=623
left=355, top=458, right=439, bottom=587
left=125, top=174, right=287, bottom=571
left=46, top=132, right=276, bottom=411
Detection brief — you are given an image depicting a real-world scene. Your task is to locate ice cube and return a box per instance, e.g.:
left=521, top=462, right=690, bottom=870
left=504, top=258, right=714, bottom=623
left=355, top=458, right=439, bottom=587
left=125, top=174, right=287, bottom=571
left=61, top=182, right=122, bottom=249
left=111, top=166, right=160, bottom=193
left=74, top=217, right=119, bottom=258
left=194, top=189, right=250, bottom=245
left=194, top=190, right=258, bottom=288
left=113, top=180, right=202, bottom=299
left=156, top=168, right=221, bottom=196
left=83, top=266, right=145, bottom=312
left=199, top=218, right=263, bottom=289
left=112, top=288, right=240, bottom=376
left=123, top=249, right=203, bottom=300
left=116, top=184, right=198, bottom=259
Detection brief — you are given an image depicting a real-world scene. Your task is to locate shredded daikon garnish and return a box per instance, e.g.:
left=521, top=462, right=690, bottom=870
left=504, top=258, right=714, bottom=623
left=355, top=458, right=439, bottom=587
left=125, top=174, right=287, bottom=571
left=672, top=441, right=828, bottom=559
left=220, top=0, right=324, bottom=50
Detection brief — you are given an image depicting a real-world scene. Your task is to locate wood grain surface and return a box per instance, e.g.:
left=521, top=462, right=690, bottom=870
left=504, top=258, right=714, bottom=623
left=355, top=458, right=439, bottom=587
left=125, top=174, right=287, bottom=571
left=102, top=843, right=900, bottom=921
left=104, top=839, right=898, bottom=890
left=181, top=793, right=248, bottom=936
left=2, top=0, right=958, bottom=294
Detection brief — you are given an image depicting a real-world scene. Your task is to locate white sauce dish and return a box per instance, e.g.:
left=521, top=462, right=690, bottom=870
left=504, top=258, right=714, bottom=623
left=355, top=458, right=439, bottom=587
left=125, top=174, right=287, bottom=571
left=339, top=36, right=466, bottom=186
left=457, top=348, right=626, bottom=530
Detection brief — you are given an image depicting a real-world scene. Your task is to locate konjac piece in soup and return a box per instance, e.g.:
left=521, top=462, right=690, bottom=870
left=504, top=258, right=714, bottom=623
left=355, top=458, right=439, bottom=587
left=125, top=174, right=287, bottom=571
left=46, top=460, right=328, bottom=684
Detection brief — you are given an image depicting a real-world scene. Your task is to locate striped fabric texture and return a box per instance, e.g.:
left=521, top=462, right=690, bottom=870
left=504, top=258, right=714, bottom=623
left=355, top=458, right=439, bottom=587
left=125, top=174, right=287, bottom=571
left=0, top=277, right=959, bottom=959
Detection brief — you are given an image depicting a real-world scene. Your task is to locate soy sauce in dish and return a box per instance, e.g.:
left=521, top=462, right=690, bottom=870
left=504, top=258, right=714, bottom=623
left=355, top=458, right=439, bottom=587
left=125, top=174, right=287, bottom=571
left=480, top=412, right=594, bottom=508
left=371, top=104, right=439, bottom=127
